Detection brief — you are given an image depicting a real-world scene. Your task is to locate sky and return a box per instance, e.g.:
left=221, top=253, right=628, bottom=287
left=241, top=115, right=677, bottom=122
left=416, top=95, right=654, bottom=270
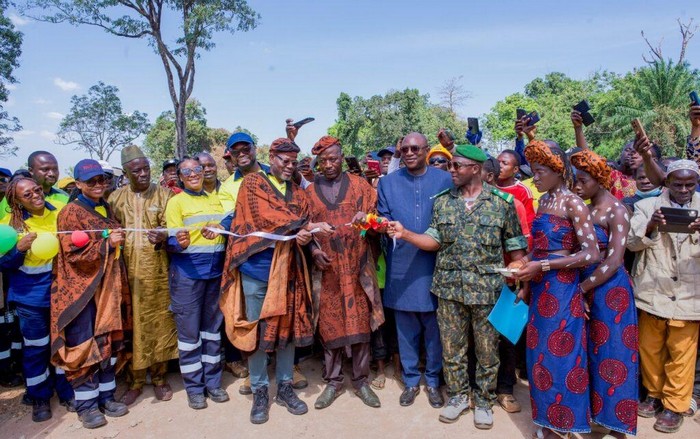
left=3, top=0, right=699, bottom=172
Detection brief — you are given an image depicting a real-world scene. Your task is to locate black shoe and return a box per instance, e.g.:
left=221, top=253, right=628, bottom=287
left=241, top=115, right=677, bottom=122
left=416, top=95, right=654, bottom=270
left=32, top=399, right=52, bottom=422
left=400, top=386, right=420, bottom=407
left=275, top=382, right=308, bottom=415
left=206, top=387, right=230, bottom=403
left=99, top=399, right=129, bottom=417
left=251, top=386, right=270, bottom=424
left=60, top=397, right=77, bottom=413
left=187, top=393, right=207, bottom=410
left=79, top=408, right=108, bottom=429
left=426, top=386, right=444, bottom=408
left=0, top=371, right=23, bottom=388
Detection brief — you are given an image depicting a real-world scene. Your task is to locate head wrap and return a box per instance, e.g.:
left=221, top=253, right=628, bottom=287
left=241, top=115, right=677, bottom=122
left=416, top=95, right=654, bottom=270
left=426, top=145, right=453, bottom=163
left=311, top=136, right=341, bottom=155
left=570, top=149, right=612, bottom=190
left=121, top=145, right=146, bottom=166
left=453, top=144, right=487, bottom=163
left=270, top=138, right=301, bottom=153
left=665, top=159, right=700, bottom=177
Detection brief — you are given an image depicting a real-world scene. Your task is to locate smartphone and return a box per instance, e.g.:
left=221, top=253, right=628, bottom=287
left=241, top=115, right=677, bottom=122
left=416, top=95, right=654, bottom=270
left=659, top=207, right=699, bottom=234
left=292, top=117, right=315, bottom=129
left=467, top=117, right=480, bottom=133
left=630, top=118, right=647, bottom=139
left=691, top=91, right=700, bottom=106
left=573, top=100, right=595, bottom=126
left=526, top=111, right=540, bottom=126
left=367, top=159, right=381, bottom=174
left=345, top=156, right=363, bottom=174
left=516, top=108, right=527, bottom=120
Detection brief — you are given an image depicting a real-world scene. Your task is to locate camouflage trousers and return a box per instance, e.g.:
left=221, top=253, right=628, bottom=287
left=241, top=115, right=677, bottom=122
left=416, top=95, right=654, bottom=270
left=437, top=298, right=499, bottom=408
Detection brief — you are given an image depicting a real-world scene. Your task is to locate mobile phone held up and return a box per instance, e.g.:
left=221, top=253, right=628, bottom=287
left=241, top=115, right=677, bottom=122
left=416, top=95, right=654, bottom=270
left=630, top=118, right=647, bottom=139
left=573, top=100, right=595, bottom=126
left=526, top=111, right=540, bottom=126
left=292, top=117, right=315, bottom=129
left=345, top=156, right=363, bottom=175
left=691, top=91, right=700, bottom=106
left=467, top=117, right=480, bottom=134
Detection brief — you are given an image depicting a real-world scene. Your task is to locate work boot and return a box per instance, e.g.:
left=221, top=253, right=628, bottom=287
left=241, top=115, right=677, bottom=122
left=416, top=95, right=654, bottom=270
left=79, top=408, right=108, bottom=429
left=439, top=394, right=470, bottom=424
left=497, top=393, right=522, bottom=413
left=654, top=409, right=683, bottom=433
left=292, top=365, right=308, bottom=389
left=474, top=407, right=494, bottom=430
left=187, top=393, right=207, bottom=410
left=275, top=382, right=308, bottom=415
left=99, top=399, right=129, bottom=417
left=239, top=376, right=252, bottom=395
left=32, top=399, right=52, bottom=422
left=638, top=396, right=663, bottom=418
left=206, top=387, right=230, bottom=403
left=226, top=360, right=249, bottom=378
left=355, top=384, right=381, bottom=408
left=250, top=386, right=270, bottom=424
left=315, top=385, right=340, bottom=409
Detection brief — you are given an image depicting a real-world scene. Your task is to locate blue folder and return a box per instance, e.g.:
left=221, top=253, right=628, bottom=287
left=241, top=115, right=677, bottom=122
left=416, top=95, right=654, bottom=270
left=487, top=284, right=529, bottom=345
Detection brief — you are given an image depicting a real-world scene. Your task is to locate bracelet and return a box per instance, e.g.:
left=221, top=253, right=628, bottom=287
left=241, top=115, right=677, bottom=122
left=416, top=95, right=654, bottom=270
left=540, top=260, right=551, bottom=272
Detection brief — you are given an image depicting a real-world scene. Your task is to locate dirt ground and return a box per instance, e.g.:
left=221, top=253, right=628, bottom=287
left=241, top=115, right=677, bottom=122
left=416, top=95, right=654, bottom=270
left=1, top=359, right=699, bottom=439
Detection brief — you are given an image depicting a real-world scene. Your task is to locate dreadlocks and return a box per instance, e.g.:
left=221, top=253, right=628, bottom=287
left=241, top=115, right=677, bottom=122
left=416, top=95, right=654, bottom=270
left=5, top=177, right=37, bottom=233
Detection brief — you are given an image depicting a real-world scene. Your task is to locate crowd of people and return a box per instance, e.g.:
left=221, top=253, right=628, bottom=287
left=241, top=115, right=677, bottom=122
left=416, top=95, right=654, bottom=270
left=0, top=105, right=700, bottom=438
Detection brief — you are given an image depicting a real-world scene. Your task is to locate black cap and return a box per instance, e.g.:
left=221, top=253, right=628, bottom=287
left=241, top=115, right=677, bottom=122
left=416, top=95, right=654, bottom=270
left=162, top=159, right=179, bottom=171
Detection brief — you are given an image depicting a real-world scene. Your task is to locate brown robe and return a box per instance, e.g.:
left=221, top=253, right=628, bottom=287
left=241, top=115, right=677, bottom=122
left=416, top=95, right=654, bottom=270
left=307, top=173, right=384, bottom=349
left=50, top=200, right=131, bottom=383
left=219, top=173, right=314, bottom=353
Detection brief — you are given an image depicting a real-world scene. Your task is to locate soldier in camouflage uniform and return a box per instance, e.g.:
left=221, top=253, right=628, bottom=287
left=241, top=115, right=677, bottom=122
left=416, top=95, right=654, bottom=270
left=388, top=144, right=527, bottom=430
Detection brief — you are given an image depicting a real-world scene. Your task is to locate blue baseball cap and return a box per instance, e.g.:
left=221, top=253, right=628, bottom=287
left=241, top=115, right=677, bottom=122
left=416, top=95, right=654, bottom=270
left=377, top=146, right=395, bottom=157
left=0, top=167, right=12, bottom=177
left=226, top=132, right=255, bottom=149
left=74, top=159, right=106, bottom=182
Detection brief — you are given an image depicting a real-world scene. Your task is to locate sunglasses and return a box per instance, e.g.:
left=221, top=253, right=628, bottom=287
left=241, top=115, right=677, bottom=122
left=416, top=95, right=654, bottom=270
left=399, top=145, right=426, bottom=154
left=429, top=158, right=449, bottom=165
left=84, top=175, right=109, bottom=187
left=448, top=161, right=480, bottom=171
left=275, top=155, right=299, bottom=168
left=19, top=186, right=44, bottom=200
left=180, top=166, right=203, bottom=177
left=229, top=145, right=252, bottom=156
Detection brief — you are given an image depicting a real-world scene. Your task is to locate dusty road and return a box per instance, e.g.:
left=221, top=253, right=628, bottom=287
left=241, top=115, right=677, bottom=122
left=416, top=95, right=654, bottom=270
left=2, top=359, right=699, bottom=438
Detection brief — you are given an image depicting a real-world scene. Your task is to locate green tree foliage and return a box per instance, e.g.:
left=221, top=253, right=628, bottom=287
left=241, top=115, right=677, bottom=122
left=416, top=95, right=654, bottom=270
left=24, top=0, right=259, bottom=158
left=56, top=81, right=150, bottom=160
left=0, top=0, right=22, bottom=156
left=328, top=89, right=467, bottom=157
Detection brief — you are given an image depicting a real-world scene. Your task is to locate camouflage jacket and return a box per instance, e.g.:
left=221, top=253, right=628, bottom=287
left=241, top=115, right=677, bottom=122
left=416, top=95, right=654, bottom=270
left=425, top=182, right=527, bottom=305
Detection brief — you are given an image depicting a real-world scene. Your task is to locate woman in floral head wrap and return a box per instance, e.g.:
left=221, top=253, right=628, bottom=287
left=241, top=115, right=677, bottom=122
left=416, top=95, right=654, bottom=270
left=510, top=139, right=601, bottom=438
left=571, top=148, right=638, bottom=437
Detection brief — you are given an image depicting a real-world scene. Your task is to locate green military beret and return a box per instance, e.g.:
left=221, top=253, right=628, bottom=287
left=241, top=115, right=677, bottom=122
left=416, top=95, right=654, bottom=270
left=453, top=144, right=487, bottom=163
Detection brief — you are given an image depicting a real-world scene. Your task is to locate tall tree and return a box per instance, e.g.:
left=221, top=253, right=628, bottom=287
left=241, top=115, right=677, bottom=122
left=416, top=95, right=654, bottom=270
left=56, top=81, right=150, bottom=160
left=24, top=0, right=259, bottom=158
left=0, top=0, right=23, bottom=157
left=437, top=75, right=471, bottom=115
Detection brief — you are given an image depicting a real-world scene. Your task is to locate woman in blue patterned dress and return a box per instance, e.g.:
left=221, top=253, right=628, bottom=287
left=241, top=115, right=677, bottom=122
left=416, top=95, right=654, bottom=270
left=510, top=140, right=600, bottom=439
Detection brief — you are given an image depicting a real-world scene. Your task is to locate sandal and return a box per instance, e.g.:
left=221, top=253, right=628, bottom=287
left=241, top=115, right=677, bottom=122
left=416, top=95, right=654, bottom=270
left=370, top=373, right=386, bottom=390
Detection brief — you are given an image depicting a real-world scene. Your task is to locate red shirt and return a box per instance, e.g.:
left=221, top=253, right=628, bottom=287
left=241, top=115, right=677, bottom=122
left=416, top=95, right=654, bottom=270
left=499, top=181, right=535, bottom=227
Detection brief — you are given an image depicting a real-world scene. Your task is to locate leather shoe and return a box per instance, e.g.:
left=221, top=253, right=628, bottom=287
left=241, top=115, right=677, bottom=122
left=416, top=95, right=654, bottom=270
left=119, top=388, right=142, bottom=406
left=207, top=387, right=230, bottom=403
left=400, top=386, right=420, bottom=407
left=32, top=399, right=52, bottom=422
left=187, top=393, right=207, bottom=410
left=638, top=396, right=663, bottom=418
left=79, top=408, right=107, bottom=429
left=100, top=399, right=128, bottom=417
left=426, top=386, right=444, bottom=408
left=355, top=384, right=380, bottom=408
left=497, top=393, right=521, bottom=413
left=654, top=409, right=683, bottom=433
left=153, top=383, right=173, bottom=401
left=315, top=385, right=340, bottom=409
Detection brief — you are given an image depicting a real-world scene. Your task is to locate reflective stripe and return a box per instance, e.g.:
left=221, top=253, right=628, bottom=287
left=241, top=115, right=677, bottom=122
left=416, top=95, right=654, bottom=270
left=200, top=331, right=220, bottom=341
left=0, top=349, right=10, bottom=360
left=180, top=244, right=225, bottom=254
left=74, top=389, right=100, bottom=401
left=11, top=342, right=22, bottom=350
left=24, top=335, right=50, bottom=347
left=183, top=213, right=226, bottom=227
left=55, top=367, right=66, bottom=375
left=178, top=339, right=201, bottom=352
left=19, top=263, right=52, bottom=274
left=26, top=368, right=50, bottom=387
left=99, top=380, right=116, bottom=392
left=180, top=362, right=202, bottom=374
left=110, top=357, right=117, bottom=366
left=201, top=354, right=221, bottom=364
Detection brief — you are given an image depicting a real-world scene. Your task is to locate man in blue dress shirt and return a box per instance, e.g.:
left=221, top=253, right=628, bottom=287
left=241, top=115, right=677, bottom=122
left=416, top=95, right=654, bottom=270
left=377, top=132, right=452, bottom=408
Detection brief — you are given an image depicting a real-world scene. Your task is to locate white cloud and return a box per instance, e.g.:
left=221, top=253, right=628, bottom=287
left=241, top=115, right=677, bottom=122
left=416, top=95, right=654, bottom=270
left=46, top=111, right=64, bottom=120
left=53, top=77, right=80, bottom=91
left=33, top=98, right=51, bottom=105
left=40, top=130, right=56, bottom=140
left=9, top=14, right=29, bottom=27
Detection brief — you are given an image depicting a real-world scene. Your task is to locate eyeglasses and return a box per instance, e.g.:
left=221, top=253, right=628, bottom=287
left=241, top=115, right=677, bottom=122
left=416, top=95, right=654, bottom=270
left=429, top=158, right=449, bottom=165
left=84, top=176, right=108, bottom=187
left=275, top=155, right=298, bottom=168
left=229, top=145, right=252, bottom=156
left=448, top=161, right=480, bottom=171
left=19, top=186, right=43, bottom=200
left=399, top=145, right=426, bottom=154
left=180, top=166, right=203, bottom=177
